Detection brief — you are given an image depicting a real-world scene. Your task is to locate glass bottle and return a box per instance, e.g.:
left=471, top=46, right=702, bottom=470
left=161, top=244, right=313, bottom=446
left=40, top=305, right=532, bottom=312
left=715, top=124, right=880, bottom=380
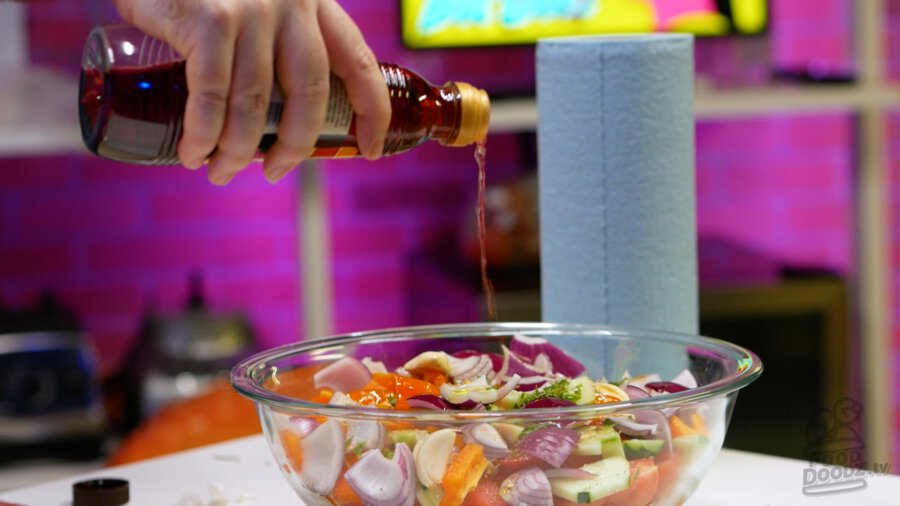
left=79, top=25, right=490, bottom=165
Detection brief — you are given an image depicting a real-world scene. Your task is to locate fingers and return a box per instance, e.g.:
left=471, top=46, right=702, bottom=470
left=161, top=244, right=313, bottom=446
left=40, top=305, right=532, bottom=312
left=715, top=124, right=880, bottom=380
left=179, top=24, right=236, bottom=173
left=114, top=0, right=387, bottom=185
left=114, top=0, right=238, bottom=173
left=262, top=6, right=330, bottom=183
left=205, top=7, right=276, bottom=184
left=318, top=0, right=390, bottom=160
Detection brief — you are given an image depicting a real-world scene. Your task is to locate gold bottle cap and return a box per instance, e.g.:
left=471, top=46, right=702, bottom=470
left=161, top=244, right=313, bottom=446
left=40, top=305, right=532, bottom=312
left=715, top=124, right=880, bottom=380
left=447, top=82, right=490, bottom=147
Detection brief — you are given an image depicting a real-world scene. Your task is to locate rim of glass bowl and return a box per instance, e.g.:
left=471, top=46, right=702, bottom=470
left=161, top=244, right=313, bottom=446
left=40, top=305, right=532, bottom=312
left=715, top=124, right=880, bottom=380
left=230, top=322, right=762, bottom=423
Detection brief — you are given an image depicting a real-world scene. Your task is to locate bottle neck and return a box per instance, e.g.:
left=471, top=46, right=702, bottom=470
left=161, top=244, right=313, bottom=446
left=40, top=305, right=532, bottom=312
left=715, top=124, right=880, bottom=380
left=432, top=82, right=490, bottom=147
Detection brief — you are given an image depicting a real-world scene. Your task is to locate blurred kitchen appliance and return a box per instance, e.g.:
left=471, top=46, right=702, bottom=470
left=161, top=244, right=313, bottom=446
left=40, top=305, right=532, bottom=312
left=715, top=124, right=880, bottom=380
left=120, top=273, right=257, bottom=430
left=0, top=331, right=106, bottom=463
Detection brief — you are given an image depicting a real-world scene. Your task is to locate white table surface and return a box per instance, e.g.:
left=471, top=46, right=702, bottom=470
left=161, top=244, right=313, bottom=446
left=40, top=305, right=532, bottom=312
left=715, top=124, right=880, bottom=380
left=1, top=434, right=897, bottom=505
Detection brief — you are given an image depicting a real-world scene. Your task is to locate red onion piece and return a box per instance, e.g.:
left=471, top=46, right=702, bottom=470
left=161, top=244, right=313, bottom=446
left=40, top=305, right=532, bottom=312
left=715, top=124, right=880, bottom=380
left=407, top=394, right=453, bottom=411
left=633, top=411, right=673, bottom=453
left=344, top=443, right=416, bottom=506
left=645, top=381, right=689, bottom=394
left=286, top=417, right=319, bottom=438
left=671, top=369, right=698, bottom=389
left=510, top=334, right=585, bottom=378
left=313, top=356, right=372, bottom=393
left=516, top=427, right=580, bottom=468
left=462, top=424, right=510, bottom=459
left=625, top=384, right=650, bottom=399
left=500, top=467, right=553, bottom=506
left=516, top=376, right=550, bottom=392
left=543, top=468, right=597, bottom=480
left=452, top=399, right=484, bottom=410
left=624, top=373, right=661, bottom=390
left=346, top=420, right=385, bottom=451
left=607, top=416, right=658, bottom=437
left=498, top=346, right=543, bottom=379
left=522, top=397, right=576, bottom=409
left=298, top=420, right=344, bottom=495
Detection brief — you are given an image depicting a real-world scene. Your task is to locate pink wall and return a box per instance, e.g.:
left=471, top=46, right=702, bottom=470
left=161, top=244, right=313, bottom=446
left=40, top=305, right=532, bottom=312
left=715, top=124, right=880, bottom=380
left=0, top=157, right=301, bottom=373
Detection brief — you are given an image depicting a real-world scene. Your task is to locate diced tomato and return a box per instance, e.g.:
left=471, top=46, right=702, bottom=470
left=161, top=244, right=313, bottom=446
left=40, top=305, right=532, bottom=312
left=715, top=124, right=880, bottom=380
left=603, top=458, right=659, bottom=506
left=655, top=453, right=682, bottom=501
left=461, top=478, right=506, bottom=506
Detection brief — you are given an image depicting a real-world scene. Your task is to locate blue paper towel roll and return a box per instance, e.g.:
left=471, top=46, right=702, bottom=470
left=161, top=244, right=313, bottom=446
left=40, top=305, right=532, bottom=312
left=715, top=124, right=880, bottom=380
left=537, top=35, right=697, bottom=345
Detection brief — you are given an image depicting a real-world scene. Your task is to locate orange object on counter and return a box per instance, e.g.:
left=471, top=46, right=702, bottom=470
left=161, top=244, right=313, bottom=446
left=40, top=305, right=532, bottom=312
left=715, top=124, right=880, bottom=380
left=107, top=379, right=261, bottom=466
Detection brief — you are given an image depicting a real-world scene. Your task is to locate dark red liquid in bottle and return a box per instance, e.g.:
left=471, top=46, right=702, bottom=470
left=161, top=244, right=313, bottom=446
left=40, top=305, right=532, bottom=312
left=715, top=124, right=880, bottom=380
left=80, top=61, right=189, bottom=165
left=80, top=60, right=487, bottom=165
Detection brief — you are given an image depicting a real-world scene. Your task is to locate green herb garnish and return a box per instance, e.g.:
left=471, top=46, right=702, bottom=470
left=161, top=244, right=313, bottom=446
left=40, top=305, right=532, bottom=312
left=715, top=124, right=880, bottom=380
left=513, top=379, right=581, bottom=408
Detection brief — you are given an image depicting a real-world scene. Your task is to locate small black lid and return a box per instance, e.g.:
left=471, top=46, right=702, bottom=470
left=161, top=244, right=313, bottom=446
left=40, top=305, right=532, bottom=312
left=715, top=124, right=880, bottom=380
left=73, top=478, right=129, bottom=506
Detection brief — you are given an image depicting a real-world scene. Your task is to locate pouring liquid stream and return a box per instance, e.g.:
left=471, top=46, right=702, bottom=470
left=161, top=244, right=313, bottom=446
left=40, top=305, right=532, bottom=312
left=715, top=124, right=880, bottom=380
left=475, top=138, right=496, bottom=319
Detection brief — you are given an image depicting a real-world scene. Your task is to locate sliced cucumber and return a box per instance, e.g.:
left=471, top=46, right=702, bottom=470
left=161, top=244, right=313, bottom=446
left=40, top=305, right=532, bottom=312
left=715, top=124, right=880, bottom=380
left=623, top=439, right=665, bottom=459
left=549, top=456, right=630, bottom=503
left=568, top=376, right=597, bottom=405
left=496, top=390, right=524, bottom=410
left=573, top=425, right=625, bottom=458
left=388, top=429, right=429, bottom=448
left=673, top=434, right=708, bottom=463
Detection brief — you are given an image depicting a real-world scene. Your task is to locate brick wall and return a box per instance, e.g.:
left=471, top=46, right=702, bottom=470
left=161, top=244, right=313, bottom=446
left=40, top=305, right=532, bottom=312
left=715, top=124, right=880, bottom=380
left=0, top=156, right=300, bottom=373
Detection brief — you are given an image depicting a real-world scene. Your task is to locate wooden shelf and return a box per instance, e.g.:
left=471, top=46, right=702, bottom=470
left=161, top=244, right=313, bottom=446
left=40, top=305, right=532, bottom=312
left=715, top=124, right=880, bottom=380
left=489, top=83, right=900, bottom=132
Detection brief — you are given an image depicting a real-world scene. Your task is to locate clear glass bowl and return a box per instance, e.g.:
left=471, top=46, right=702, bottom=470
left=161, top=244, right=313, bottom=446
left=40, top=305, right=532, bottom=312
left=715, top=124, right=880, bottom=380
left=231, top=322, right=762, bottom=506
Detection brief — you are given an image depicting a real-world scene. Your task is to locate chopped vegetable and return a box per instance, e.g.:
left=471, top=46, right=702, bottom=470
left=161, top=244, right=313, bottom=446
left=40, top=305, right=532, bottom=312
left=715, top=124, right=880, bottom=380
left=299, top=419, right=345, bottom=495
left=314, top=357, right=373, bottom=393
left=516, top=427, right=580, bottom=468
left=344, top=442, right=416, bottom=506
left=461, top=424, right=510, bottom=460
left=499, top=467, right=553, bottom=506
left=514, top=379, right=581, bottom=408
left=279, top=334, right=709, bottom=505
left=669, top=415, right=699, bottom=438
left=414, top=428, right=457, bottom=489
left=509, top=333, right=586, bottom=378
left=441, top=443, right=489, bottom=506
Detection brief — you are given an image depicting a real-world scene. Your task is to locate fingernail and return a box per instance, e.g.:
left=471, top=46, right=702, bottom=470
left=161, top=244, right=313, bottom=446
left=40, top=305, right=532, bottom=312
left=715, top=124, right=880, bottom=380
left=209, top=172, right=233, bottom=186
left=264, top=164, right=288, bottom=184
left=367, top=138, right=384, bottom=160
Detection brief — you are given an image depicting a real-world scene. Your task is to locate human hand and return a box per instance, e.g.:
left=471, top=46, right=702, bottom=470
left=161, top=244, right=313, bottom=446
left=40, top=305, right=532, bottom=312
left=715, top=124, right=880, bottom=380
left=113, top=0, right=391, bottom=184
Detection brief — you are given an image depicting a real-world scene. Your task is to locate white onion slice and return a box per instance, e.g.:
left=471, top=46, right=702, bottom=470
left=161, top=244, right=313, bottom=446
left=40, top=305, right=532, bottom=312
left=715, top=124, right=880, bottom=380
left=413, top=428, right=456, bottom=488
left=461, top=424, right=510, bottom=459
left=440, top=374, right=520, bottom=405
left=608, top=416, right=658, bottom=437
left=298, top=420, right=344, bottom=495
left=345, top=443, right=416, bottom=506
left=362, top=357, right=388, bottom=374
left=313, top=357, right=372, bottom=392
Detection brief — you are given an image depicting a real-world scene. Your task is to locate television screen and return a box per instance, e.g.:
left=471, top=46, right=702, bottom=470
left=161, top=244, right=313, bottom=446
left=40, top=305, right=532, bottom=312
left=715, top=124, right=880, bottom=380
left=401, top=0, right=768, bottom=49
